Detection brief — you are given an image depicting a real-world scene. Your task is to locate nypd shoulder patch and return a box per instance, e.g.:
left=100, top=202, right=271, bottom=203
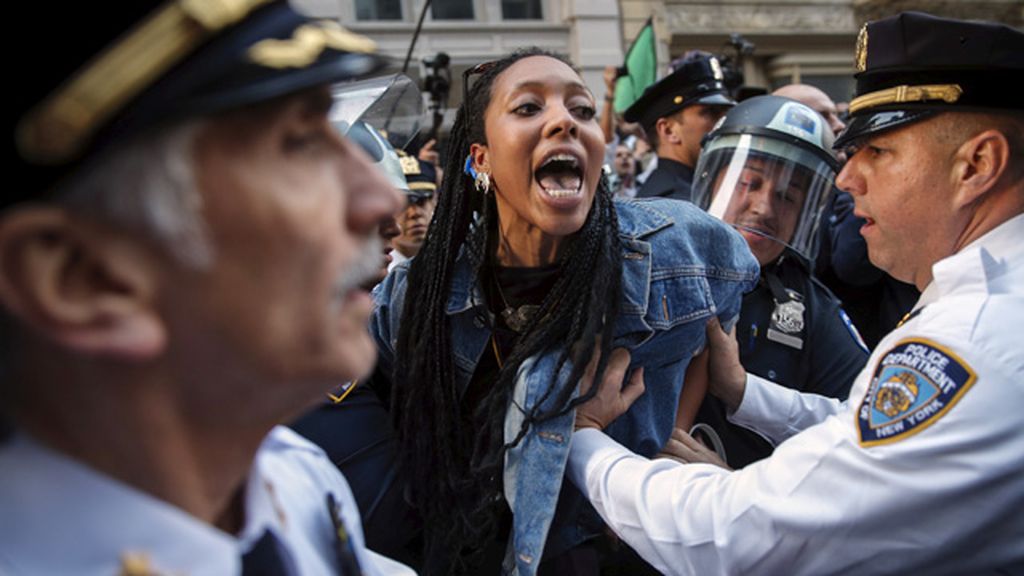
left=857, top=338, right=976, bottom=447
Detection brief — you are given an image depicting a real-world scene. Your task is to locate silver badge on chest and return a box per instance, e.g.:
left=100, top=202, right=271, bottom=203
left=767, top=294, right=805, bottom=349
left=772, top=299, right=805, bottom=333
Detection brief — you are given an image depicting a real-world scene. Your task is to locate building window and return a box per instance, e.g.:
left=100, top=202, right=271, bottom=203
left=502, top=0, right=543, bottom=19
left=356, top=0, right=402, bottom=20
left=431, top=0, right=474, bottom=19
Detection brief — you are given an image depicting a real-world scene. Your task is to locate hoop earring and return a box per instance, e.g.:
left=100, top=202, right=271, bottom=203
left=474, top=171, right=491, bottom=195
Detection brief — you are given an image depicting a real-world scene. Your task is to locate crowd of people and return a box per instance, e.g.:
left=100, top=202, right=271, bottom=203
left=3, top=3, right=1022, bottom=575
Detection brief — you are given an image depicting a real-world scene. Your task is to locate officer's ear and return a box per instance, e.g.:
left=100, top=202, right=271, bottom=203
left=0, top=206, right=166, bottom=360
left=655, top=115, right=682, bottom=146
left=950, top=128, right=1010, bottom=209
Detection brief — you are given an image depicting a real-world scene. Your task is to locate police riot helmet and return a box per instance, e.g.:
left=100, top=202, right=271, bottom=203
left=330, top=73, right=424, bottom=198
left=692, top=95, right=837, bottom=264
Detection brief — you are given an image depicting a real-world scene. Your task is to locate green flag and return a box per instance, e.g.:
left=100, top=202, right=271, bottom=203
left=614, top=17, right=657, bottom=114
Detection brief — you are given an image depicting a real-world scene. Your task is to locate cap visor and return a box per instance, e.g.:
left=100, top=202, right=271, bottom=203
left=834, top=109, right=934, bottom=150
left=695, top=92, right=736, bottom=107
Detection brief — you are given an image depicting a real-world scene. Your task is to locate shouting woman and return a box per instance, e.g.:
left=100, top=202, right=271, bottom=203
left=373, top=49, right=758, bottom=574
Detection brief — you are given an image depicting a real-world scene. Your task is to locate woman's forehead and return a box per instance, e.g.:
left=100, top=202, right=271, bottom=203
left=492, top=56, right=587, bottom=96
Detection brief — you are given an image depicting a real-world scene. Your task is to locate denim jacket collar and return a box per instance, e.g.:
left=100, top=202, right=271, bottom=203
left=444, top=200, right=676, bottom=317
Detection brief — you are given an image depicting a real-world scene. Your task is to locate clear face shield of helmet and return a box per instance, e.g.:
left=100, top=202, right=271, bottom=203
left=693, top=132, right=836, bottom=265
left=330, top=73, right=423, bottom=150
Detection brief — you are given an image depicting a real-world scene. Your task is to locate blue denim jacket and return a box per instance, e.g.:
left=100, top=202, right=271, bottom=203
left=372, top=198, right=758, bottom=575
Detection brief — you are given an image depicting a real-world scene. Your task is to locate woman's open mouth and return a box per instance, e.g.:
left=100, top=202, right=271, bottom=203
left=535, top=153, right=583, bottom=199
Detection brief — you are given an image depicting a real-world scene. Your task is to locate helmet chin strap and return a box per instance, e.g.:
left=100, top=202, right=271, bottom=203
left=731, top=223, right=798, bottom=253
left=734, top=223, right=815, bottom=275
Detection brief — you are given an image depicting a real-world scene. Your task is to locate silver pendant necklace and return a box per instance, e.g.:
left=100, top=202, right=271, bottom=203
left=491, top=267, right=539, bottom=333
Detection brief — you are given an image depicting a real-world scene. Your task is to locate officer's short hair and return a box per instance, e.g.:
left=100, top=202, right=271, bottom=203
left=54, top=121, right=211, bottom=267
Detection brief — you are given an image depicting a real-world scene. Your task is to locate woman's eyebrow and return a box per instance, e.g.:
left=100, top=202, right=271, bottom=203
left=508, top=79, right=592, bottom=95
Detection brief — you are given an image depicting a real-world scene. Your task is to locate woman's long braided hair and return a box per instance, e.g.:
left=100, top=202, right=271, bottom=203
left=391, top=48, right=623, bottom=573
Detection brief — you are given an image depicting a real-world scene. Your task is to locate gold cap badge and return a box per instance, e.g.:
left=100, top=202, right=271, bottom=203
left=855, top=23, right=868, bottom=73
left=398, top=150, right=421, bottom=176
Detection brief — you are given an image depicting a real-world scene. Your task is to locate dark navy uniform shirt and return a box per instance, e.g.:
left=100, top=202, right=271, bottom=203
left=635, top=158, right=694, bottom=202
left=697, top=252, right=870, bottom=468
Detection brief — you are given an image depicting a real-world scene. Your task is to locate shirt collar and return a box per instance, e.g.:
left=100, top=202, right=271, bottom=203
left=0, top=430, right=299, bottom=575
left=917, top=213, right=1024, bottom=309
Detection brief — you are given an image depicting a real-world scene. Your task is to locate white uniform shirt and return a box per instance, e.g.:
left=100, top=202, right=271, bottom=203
left=569, top=214, right=1024, bottom=575
left=387, top=250, right=409, bottom=274
left=0, top=426, right=415, bottom=576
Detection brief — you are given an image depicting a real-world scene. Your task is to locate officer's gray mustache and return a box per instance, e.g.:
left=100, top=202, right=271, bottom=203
left=334, top=234, right=384, bottom=297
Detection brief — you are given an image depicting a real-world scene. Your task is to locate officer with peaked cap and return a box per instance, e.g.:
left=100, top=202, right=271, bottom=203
left=0, top=2, right=413, bottom=574
left=391, top=150, right=438, bottom=270
left=626, top=52, right=735, bottom=201
left=566, top=12, right=1024, bottom=575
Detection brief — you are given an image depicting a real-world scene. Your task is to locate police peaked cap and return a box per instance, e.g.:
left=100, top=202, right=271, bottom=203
left=623, top=54, right=736, bottom=129
left=834, top=11, right=1024, bottom=149
left=9, top=0, right=388, bottom=209
left=397, top=150, right=437, bottom=198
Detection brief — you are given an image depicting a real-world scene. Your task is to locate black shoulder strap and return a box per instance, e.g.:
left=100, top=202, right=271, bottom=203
left=764, top=270, right=793, bottom=304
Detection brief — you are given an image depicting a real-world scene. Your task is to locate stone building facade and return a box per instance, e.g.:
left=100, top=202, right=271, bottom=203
left=624, top=0, right=1021, bottom=105
left=297, top=0, right=625, bottom=129
left=303, top=0, right=1021, bottom=133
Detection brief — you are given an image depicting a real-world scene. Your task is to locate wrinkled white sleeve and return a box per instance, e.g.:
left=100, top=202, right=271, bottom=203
left=568, top=216, right=1024, bottom=575
left=568, top=378, right=1024, bottom=576
left=727, top=372, right=847, bottom=445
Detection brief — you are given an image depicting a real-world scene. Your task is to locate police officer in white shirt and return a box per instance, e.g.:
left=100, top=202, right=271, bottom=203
left=567, top=12, right=1024, bottom=575
left=1, top=2, right=414, bottom=574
